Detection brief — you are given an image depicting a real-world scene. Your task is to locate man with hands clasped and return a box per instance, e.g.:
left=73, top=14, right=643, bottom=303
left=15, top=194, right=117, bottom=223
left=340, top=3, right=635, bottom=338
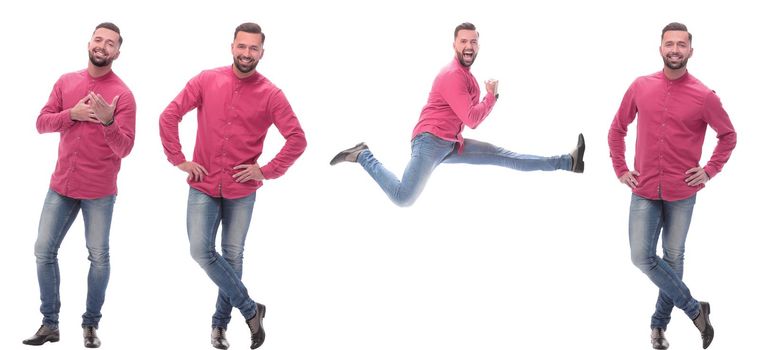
left=23, top=22, right=136, bottom=349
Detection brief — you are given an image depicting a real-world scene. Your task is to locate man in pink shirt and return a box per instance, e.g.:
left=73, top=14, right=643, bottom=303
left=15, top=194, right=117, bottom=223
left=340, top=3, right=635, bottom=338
left=330, top=22, right=584, bottom=207
left=159, top=22, right=306, bottom=350
left=608, top=23, right=736, bottom=350
left=23, top=23, right=136, bottom=349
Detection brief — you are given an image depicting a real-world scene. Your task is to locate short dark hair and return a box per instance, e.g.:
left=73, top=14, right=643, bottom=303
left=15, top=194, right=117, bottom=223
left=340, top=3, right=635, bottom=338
left=454, top=22, right=477, bottom=39
left=94, top=22, right=122, bottom=46
left=661, top=22, right=692, bottom=43
left=234, top=22, right=265, bottom=44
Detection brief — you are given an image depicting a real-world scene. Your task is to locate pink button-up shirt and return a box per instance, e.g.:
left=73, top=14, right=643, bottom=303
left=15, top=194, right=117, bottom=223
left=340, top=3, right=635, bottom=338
left=160, top=66, right=306, bottom=199
left=608, top=71, right=737, bottom=201
left=412, top=59, right=497, bottom=148
left=37, top=69, right=136, bottom=199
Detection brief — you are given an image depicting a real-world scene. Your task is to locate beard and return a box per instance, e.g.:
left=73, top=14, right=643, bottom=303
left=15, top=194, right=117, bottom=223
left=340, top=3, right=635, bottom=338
left=234, top=56, right=259, bottom=74
left=88, top=50, right=113, bottom=68
left=662, top=54, right=689, bottom=70
left=90, top=51, right=113, bottom=67
left=456, top=51, right=477, bottom=67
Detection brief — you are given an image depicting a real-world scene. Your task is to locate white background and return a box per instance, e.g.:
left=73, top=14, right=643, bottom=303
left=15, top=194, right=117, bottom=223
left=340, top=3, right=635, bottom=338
left=1, top=0, right=755, bottom=349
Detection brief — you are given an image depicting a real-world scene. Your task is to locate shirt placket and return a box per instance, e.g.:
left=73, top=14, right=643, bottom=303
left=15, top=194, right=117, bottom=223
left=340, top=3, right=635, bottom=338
left=67, top=79, right=94, bottom=195
left=657, top=80, right=674, bottom=199
left=219, top=80, right=241, bottom=197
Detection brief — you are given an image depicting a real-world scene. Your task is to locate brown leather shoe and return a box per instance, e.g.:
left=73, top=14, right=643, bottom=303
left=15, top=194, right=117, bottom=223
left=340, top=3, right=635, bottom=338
left=330, top=142, right=368, bottom=165
left=83, top=326, right=101, bottom=348
left=692, top=301, right=714, bottom=349
left=212, top=327, right=229, bottom=349
left=246, top=303, right=267, bottom=349
left=651, top=327, right=669, bottom=349
left=22, top=325, right=60, bottom=346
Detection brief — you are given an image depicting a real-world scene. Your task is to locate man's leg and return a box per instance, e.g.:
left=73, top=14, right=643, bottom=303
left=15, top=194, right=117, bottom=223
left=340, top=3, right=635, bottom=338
left=35, top=190, right=80, bottom=327
left=80, top=195, right=116, bottom=329
left=213, top=192, right=256, bottom=330
left=357, top=133, right=454, bottom=207
left=629, top=193, right=700, bottom=316
left=651, top=195, right=697, bottom=330
left=187, top=188, right=257, bottom=320
left=25, top=190, right=80, bottom=345
left=443, top=138, right=572, bottom=171
left=78, top=194, right=115, bottom=348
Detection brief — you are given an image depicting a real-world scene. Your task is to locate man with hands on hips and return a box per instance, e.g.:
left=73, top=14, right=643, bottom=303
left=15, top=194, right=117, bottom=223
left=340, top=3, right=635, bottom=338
left=608, top=22, right=736, bottom=350
left=159, top=22, right=306, bottom=350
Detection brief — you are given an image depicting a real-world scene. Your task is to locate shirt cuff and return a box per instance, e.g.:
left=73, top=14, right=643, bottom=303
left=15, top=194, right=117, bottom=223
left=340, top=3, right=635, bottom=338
left=703, top=166, right=716, bottom=180
left=169, top=155, right=187, bottom=166
left=260, top=164, right=275, bottom=180
left=61, top=111, right=76, bottom=130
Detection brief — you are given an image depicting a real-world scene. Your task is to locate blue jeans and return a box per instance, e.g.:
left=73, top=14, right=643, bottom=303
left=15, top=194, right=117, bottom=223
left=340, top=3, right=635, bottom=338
left=629, top=193, right=701, bottom=329
left=34, top=189, right=115, bottom=329
left=187, top=188, right=258, bottom=329
left=358, top=132, right=572, bottom=206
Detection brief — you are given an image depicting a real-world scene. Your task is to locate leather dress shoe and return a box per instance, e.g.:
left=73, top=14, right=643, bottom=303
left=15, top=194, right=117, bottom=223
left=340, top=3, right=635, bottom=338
left=330, top=142, right=368, bottom=165
left=570, top=133, right=585, bottom=173
left=651, top=327, right=669, bottom=349
left=22, top=325, right=59, bottom=346
left=212, top=327, right=229, bottom=349
left=692, top=301, right=714, bottom=349
left=246, top=303, right=267, bottom=349
left=83, top=326, right=101, bottom=348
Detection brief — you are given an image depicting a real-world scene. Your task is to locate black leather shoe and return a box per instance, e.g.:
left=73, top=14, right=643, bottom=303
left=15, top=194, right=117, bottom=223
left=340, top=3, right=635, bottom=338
left=651, top=327, right=669, bottom=349
left=570, top=133, right=585, bottom=173
left=212, top=327, right=229, bottom=349
left=83, top=326, right=101, bottom=348
left=246, top=303, right=267, bottom=349
left=22, top=325, right=59, bottom=346
left=692, top=301, right=714, bottom=349
left=330, top=142, right=368, bottom=165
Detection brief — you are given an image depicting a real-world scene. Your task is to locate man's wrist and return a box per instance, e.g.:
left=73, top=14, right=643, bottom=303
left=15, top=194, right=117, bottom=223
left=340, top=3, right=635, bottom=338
left=102, top=118, right=114, bottom=127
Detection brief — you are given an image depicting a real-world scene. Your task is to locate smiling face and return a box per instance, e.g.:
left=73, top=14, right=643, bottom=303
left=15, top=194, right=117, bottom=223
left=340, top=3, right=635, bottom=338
left=88, top=27, right=121, bottom=68
left=659, top=30, right=693, bottom=71
left=454, top=29, right=479, bottom=67
left=231, top=31, right=264, bottom=78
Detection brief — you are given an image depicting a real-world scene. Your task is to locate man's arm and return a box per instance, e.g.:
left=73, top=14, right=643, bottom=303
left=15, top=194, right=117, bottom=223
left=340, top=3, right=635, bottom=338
left=98, top=91, right=136, bottom=159
left=608, top=82, right=638, bottom=179
left=36, top=78, right=78, bottom=134
left=438, top=72, right=497, bottom=129
left=258, top=89, right=307, bottom=180
left=159, top=74, right=203, bottom=166
left=701, top=91, right=737, bottom=179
